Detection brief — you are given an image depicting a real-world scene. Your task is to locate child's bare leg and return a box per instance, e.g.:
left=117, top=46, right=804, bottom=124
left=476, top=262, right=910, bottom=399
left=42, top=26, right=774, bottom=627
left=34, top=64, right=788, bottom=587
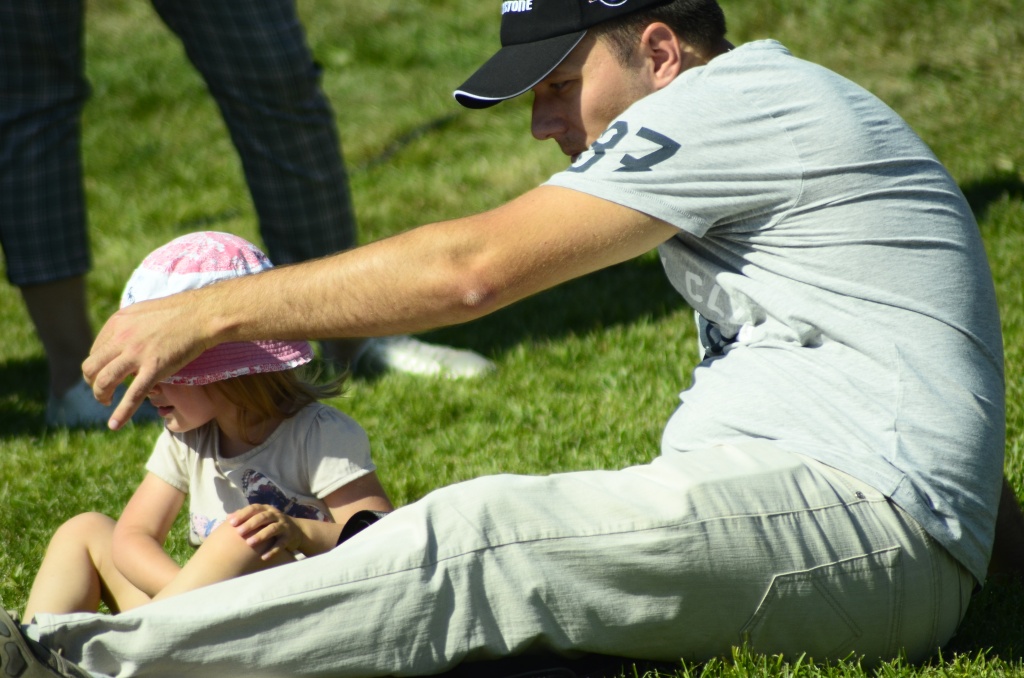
left=24, top=513, right=152, bottom=621
left=152, top=520, right=295, bottom=601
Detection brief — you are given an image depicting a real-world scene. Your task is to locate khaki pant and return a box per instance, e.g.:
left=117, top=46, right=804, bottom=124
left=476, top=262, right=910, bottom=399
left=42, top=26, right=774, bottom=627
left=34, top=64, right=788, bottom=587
left=34, top=442, right=974, bottom=677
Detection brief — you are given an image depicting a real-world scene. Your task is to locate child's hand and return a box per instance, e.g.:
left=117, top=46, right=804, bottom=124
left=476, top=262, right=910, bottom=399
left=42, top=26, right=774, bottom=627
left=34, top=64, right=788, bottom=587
left=228, top=504, right=304, bottom=561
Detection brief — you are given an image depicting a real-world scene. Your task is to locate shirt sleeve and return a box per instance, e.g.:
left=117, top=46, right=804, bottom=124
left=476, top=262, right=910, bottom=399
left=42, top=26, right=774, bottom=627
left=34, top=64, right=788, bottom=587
left=544, top=68, right=802, bottom=238
left=144, top=428, right=192, bottom=494
left=300, top=404, right=376, bottom=499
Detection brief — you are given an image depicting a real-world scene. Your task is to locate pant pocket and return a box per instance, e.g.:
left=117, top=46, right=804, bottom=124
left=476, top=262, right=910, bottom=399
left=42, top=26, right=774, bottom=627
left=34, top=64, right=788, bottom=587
left=739, top=547, right=903, bottom=661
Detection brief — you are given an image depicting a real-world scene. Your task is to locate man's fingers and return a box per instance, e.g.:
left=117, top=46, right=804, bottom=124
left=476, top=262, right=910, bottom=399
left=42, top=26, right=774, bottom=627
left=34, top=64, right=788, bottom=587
left=83, top=296, right=209, bottom=428
left=108, top=376, right=155, bottom=431
left=83, top=353, right=135, bottom=406
left=83, top=310, right=150, bottom=408
left=81, top=353, right=103, bottom=393
left=82, top=344, right=129, bottom=406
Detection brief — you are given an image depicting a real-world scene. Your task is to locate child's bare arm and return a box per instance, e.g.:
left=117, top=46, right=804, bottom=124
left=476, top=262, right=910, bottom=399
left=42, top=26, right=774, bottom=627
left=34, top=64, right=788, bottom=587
left=149, top=472, right=393, bottom=601
left=231, top=471, right=393, bottom=560
left=111, top=473, right=186, bottom=597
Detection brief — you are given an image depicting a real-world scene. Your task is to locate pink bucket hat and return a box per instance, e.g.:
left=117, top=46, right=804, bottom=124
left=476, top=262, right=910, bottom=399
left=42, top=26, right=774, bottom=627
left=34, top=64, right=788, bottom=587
left=120, top=231, right=313, bottom=386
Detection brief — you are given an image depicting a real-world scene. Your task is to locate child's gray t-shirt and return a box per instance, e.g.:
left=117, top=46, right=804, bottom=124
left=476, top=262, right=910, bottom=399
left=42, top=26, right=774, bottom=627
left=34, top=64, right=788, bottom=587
left=545, top=40, right=1004, bottom=583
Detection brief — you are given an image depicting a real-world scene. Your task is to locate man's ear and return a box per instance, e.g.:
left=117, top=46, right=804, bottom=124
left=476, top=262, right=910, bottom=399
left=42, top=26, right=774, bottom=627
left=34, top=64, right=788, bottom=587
left=640, top=23, right=684, bottom=90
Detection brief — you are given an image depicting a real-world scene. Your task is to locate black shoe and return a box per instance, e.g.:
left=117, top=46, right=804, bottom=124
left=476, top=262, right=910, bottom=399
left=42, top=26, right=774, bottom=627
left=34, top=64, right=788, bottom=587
left=0, top=608, right=91, bottom=678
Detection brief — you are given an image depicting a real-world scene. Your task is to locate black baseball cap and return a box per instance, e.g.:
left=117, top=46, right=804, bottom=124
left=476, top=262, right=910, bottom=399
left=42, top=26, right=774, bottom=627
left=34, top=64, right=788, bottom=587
left=454, top=0, right=674, bottom=109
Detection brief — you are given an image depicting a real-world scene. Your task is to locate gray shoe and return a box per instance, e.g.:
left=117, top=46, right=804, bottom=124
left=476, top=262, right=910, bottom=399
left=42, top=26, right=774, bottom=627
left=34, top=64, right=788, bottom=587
left=356, top=336, right=495, bottom=379
left=0, top=608, right=91, bottom=678
left=45, top=378, right=160, bottom=429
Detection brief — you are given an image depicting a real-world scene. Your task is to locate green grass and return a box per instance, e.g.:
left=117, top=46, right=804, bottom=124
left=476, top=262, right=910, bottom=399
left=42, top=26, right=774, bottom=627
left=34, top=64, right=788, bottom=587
left=1, top=0, right=1023, bottom=676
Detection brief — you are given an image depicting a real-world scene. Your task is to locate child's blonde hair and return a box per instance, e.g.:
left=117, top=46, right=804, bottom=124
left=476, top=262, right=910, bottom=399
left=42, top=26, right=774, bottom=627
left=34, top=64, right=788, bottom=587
left=209, top=367, right=345, bottom=445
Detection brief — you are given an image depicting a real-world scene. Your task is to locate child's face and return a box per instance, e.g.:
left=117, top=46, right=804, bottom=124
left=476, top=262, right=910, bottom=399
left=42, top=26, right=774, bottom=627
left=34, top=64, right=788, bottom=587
left=147, top=382, right=221, bottom=433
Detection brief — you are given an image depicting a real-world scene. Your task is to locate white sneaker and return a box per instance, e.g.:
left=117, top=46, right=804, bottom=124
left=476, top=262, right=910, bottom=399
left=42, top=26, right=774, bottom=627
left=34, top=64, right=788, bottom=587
left=356, top=335, right=495, bottom=379
left=45, top=378, right=160, bottom=428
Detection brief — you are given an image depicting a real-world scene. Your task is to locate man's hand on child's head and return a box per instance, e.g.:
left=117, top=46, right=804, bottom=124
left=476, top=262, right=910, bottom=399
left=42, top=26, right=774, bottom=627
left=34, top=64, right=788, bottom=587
left=83, top=295, right=206, bottom=430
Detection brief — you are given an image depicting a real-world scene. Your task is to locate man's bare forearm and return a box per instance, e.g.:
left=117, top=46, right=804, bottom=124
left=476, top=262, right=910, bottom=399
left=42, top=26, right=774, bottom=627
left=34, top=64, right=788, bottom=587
left=83, top=186, right=674, bottom=429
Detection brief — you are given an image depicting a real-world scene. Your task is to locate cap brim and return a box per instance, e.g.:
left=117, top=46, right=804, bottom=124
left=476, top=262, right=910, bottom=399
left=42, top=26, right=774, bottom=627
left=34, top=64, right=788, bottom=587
left=454, top=30, right=586, bottom=109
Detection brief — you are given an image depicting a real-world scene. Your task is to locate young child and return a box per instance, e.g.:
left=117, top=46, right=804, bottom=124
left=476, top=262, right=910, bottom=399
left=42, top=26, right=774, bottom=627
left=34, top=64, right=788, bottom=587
left=23, top=231, right=392, bottom=621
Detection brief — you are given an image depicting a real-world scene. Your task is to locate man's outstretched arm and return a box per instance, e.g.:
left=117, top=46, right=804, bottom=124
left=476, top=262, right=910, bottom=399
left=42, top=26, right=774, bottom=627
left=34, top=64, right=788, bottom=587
left=83, top=185, right=677, bottom=429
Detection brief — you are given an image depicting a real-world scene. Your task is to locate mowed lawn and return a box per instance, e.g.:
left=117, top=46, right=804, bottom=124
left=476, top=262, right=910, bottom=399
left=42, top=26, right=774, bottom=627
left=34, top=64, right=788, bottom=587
left=1, top=0, right=1022, bottom=676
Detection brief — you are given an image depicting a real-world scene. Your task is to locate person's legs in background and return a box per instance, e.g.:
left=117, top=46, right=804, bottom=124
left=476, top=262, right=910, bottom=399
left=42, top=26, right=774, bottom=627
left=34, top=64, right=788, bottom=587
left=0, top=0, right=91, bottom=402
left=0, top=0, right=156, bottom=428
left=150, top=0, right=493, bottom=379
left=21, top=278, right=100, bottom=424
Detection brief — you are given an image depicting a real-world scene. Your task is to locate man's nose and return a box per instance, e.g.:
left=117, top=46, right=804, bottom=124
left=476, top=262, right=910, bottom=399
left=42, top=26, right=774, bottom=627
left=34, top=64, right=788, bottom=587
left=530, top=94, right=564, bottom=141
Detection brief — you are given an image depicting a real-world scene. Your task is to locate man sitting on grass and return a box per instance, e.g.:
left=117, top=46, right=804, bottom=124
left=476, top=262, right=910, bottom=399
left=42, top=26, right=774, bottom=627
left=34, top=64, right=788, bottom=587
left=2, top=0, right=1020, bottom=677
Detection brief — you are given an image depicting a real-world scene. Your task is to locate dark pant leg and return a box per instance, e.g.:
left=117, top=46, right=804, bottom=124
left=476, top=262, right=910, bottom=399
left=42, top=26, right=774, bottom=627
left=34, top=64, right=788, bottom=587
left=150, top=0, right=357, bottom=265
left=0, top=0, right=90, bottom=286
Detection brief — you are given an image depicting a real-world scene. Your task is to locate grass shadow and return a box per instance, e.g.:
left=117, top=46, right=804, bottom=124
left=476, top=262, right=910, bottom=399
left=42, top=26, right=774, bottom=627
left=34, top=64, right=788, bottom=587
left=420, top=652, right=678, bottom=678
left=0, top=356, right=48, bottom=438
left=945, top=575, right=1024, bottom=661
left=421, top=254, right=687, bottom=359
left=961, top=172, right=1024, bottom=223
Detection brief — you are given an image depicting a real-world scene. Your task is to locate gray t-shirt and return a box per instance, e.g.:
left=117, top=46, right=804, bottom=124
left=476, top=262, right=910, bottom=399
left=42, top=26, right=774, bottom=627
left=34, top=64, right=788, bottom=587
left=545, top=40, right=1004, bottom=583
